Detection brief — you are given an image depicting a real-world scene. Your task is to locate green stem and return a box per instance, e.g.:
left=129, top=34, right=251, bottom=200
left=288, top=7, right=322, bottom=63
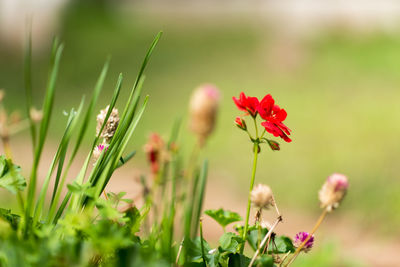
left=241, top=141, right=259, bottom=253
left=199, top=219, right=207, bottom=267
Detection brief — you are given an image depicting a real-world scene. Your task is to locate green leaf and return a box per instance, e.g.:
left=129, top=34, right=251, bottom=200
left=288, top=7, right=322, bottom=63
left=228, top=253, right=251, bottom=267
left=207, top=249, right=220, bottom=267
left=186, top=237, right=211, bottom=262
left=219, top=232, right=243, bottom=253
left=255, top=254, right=274, bottom=267
left=0, top=156, right=26, bottom=194
left=268, top=236, right=294, bottom=254
left=205, top=209, right=242, bottom=228
left=0, top=208, right=20, bottom=230
left=247, top=226, right=269, bottom=251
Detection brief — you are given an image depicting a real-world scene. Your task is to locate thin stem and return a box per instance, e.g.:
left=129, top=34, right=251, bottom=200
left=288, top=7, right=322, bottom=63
left=253, top=117, right=259, bottom=136
left=283, top=209, right=329, bottom=267
left=279, top=252, right=291, bottom=267
left=2, top=136, right=12, bottom=159
left=272, top=195, right=281, bottom=217
left=241, top=141, right=259, bottom=253
left=175, top=238, right=184, bottom=265
left=260, top=129, right=266, bottom=139
left=199, top=219, right=207, bottom=267
left=248, top=216, right=282, bottom=267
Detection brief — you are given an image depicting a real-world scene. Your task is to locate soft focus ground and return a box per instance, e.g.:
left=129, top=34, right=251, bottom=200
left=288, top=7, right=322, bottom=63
left=1, top=3, right=400, bottom=266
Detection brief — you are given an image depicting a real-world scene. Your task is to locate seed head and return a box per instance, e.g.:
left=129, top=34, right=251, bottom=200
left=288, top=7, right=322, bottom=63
left=250, top=184, right=274, bottom=209
left=96, top=106, right=119, bottom=142
left=293, top=232, right=314, bottom=253
left=189, top=84, right=220, bottom=146
left=318, top=173, right=349, bottom=211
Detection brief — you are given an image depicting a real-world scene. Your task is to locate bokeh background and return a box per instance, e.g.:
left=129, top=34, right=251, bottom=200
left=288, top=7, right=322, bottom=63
left=1, top=0, right=400, bottom=266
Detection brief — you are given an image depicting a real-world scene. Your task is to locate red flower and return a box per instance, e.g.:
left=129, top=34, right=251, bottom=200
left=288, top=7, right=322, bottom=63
left=233, top=92, right=259, bottom=117
left=258, top=94, right=291, bottom=142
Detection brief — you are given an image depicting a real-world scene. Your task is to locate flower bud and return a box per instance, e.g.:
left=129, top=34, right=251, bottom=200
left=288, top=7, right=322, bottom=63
left=250, top=184, right=273, bottom=209
left=294, top=232, right=314, bottom=253
left=318, top=173, right=349, bottom=211
left=96, top=105, right=119, bottom=142
left=143, top=133, right=166, bottom=174
left=30, top=107, right=43, bottom=123
left=235, top=116, right=247, bottom=131
left=189, top=84, right=220, bottom=146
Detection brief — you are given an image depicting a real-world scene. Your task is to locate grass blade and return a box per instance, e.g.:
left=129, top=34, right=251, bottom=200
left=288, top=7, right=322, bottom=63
left=26, top=39, right=63, bottom=218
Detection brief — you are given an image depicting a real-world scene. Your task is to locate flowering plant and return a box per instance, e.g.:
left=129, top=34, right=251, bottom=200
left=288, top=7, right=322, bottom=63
left=0, top=31, right=348, bottom=267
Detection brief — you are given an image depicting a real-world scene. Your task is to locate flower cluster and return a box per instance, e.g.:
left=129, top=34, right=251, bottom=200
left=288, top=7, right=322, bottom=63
left=233, top=92, right=291, bottom=143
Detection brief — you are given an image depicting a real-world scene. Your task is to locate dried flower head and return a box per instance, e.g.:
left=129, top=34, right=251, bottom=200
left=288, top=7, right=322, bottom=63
left=143, top=133, right=166, bottom=174
left=189, top=84, right=220, bottom=146
left=250, top=184, right=273, bottom=209
left=319, top=173, right=349, bottom=211
left=293, top=232, right=314, bottom=253
left=30, top=107, right=43, bottom=123
left=96, top=105, right=119, bottom=142
left=93, top=143, right=108, bottom=162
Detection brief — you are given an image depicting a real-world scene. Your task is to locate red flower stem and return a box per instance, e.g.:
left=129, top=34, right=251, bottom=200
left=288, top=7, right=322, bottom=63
left=283, top=208, right=329, bottom=267
left=241, top=140, right=259, bottom=253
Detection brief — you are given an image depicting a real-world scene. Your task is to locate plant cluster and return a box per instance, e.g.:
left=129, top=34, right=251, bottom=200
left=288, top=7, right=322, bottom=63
left=0, top=31, right=348, bottom=267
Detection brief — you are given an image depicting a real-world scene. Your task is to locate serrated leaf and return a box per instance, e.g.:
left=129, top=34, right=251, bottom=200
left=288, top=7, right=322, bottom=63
left=205, top=209, right=242, bottom=228
left=0, top=156, right=26, bottom=194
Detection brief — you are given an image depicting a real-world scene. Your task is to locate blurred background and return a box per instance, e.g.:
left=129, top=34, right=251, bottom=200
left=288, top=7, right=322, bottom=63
left=1, top=0, right=400, bottom=266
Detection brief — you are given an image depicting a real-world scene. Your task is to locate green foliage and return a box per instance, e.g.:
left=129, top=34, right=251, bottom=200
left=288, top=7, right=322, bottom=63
left=0, top=156, right=26, bottom=194
left=205, top=209, right=242, bottom=228
left=0, top=29, right=306, bottom=267
left=219, top=232, right=243, bottom=253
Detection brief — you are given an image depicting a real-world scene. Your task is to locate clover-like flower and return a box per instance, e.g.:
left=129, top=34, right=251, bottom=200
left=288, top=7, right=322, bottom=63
left=93, top=143, right=108, bottom=162
left=250, top=184, right=274, bottom=209
left=293, top=232, right=314, bottom=253
left=96, top=105, right=119, bottom=142
left=319, top=173, right=349, bottom=211
left=189, top=84, right=220, bottom=146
